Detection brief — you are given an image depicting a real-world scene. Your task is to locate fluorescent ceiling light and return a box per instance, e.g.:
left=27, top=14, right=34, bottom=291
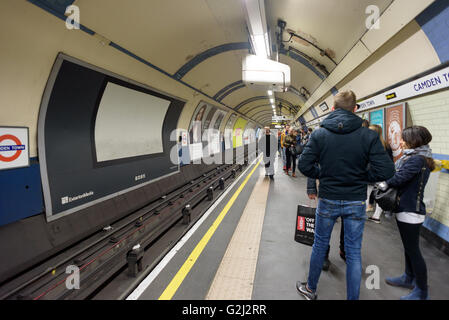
left=252, top=34, right=268, bottom=58
left=242, top=55, right=291, bottom=92
left=268, top=90, right=273, bottom=96
left=270, top=98, right=275, bottom=104
left=244, top=0, right=270, bottom=58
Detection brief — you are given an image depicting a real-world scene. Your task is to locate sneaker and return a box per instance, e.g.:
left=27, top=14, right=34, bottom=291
left=400, top=286, right=429, bottom=300
left=368, top=217, right=381, bottom=224
left=292, top=173, right=296, bottom=178
left=385, top=274, right=415, bottom=289
left=296, top=282, right=317, bottom=300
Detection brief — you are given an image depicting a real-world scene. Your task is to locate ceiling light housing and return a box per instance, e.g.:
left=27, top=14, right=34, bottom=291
left=243, top=54, right=291, bottom=92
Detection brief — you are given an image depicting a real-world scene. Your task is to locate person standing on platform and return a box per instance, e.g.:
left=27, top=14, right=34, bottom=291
left=281, top=125, right=290, bottom=172
left=307, top=178, right=346, bottom=271
left=383, top=126, right=434, bottom=300
left=367, top=124, right=394, bottom=224
left=259, top=127, right=277, bottom=180
left=303, top=128, right=313, bottom=146
left=284, top=128, right=297, bottom=177
left=296, top=90, right=395, bottom=300
left=295, top=129, right=304, bottom=169
left=278, top=130, right=282, bottom=157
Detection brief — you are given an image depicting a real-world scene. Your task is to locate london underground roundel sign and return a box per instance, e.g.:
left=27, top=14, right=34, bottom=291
left=0, top=127, right=29, bottom=170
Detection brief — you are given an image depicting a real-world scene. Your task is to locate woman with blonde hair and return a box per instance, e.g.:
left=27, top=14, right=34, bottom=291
left=368, top=125, right=393, bottom=223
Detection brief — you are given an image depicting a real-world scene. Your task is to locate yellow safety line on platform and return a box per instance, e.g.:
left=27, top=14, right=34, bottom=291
left=158, top=160, right=261, bottom=300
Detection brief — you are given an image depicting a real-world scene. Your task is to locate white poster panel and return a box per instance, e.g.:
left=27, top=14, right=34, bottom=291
left=224, top=114, right=237, bottom=149
left=94, top=82, right=170, bottom=162
left=189, top=143, right=203, bottom=161
left=0, top=127, right=29, bottom=171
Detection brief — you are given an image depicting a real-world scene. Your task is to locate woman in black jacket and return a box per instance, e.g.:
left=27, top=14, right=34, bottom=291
left=384, top=126, right=435, bottom=300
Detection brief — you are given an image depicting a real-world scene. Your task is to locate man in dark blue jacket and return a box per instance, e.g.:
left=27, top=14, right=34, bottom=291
left=296, top=90, right=395, bottom=300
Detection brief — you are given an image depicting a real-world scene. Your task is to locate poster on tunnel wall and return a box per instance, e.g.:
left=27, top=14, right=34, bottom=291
left=385, top=103, right=407, bottom=163
left=233, top=118, right=248, bottom=148
left=369, top=109, right=385, bottom=139
left=207, top=109, right=226, bottom=155
left=224, top=114, right=237, bottom=150
left=243, top=122, right=256, bottom=145
left=188, top=102, right=226, bottom=159
left=38, top=54, right=185, bottom=221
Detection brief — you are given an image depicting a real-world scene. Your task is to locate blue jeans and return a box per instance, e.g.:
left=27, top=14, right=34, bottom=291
left=307, top=198, right=367, bottom=300
left=281, top=147, right=287, bottom=166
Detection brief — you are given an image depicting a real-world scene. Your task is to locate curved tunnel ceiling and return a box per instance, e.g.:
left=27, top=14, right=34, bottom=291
left=45, top=0, right=396, bottom=126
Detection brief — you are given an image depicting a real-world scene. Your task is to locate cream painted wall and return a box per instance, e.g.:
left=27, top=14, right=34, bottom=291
left=338, top=21, right=441, bottom=100
left=304, top=20, right=442, bottom=123
left=303, top=111, right=313, bottom=122
left=0, top=1, right=246, bottom=157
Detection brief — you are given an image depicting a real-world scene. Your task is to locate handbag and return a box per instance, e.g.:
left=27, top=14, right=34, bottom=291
left=373, top=156, right=427, bottom=212
left=295, top=144, right=304, bottom=155
left=294, top=203, right=316, bottom=246
left=373, top=185, right=398, bottom=211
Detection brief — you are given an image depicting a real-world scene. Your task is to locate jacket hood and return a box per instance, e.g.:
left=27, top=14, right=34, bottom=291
left=321, top=108, right=363, bottom=134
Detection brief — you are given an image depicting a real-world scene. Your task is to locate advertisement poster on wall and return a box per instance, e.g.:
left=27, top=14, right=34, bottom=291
left=385, top=103, right=407, bottom=162
left=188, top=102, right=227, bottom=159
left=207, top=109, right=226, bottom=155
left=189, top=102, right=208, bottom=145
left=233, top=118, right=248, bottom=148
left=224, top=114, right=237, bottom=150
left=369, top=109, right=385, bottom=138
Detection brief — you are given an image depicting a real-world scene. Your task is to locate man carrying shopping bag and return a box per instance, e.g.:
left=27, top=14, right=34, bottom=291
left=296, top=91, right=395, bottom=300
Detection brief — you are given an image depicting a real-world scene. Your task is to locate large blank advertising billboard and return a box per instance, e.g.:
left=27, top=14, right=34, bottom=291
left=95, top=82, right=170, bottom=162
left=38, top=54, right=185, bottom=221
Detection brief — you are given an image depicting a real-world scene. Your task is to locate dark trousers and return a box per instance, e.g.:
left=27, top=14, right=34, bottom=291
left=396, top=220, right=428, bottom=290
left=326, top=218, right=345, bottom=257
left=286, top=148, right=296, bottom=173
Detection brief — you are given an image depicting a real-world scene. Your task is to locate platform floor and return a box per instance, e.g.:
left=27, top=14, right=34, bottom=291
left=128, top=155, right=449, bottom=300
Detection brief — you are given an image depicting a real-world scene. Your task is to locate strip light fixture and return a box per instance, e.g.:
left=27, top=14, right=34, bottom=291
left=244, top=0, right=270, bottom=58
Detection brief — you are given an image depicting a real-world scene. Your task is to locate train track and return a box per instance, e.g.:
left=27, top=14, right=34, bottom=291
left=0, top=158, right=252, bottom=300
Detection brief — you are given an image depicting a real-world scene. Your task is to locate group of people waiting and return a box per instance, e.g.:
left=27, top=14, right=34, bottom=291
left=278, top=125, right=313, bottom=177
left=261, top=90, right=435, bottom=300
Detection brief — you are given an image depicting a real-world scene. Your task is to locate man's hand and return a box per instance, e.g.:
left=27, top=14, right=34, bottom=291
left=308, top=194, right=317, bottom=200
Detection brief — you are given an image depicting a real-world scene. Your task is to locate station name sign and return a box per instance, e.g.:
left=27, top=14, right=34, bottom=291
left=272, top=115, right=293, bottom=121
left=358, top=65, right=449, bottom=111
